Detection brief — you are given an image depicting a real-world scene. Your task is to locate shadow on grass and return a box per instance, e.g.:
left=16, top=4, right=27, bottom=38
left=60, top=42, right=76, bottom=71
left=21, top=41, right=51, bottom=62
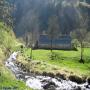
left=33, top=47, right=78, bottom=51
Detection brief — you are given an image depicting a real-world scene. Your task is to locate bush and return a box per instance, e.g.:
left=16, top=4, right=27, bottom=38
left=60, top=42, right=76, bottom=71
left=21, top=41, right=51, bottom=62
left=49, top=52, right=61, bottom=60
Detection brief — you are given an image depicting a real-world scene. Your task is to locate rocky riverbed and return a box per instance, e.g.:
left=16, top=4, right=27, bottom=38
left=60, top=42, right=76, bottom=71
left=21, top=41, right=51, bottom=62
left=5, top=52, right=90, bottom=90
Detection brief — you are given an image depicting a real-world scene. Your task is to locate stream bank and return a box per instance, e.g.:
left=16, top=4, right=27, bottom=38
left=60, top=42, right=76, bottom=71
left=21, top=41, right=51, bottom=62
left=5, top=52, right=90, bottom=90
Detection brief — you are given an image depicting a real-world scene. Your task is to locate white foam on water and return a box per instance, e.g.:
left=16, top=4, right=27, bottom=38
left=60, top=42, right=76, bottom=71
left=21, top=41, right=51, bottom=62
left=26, top=78, right=43, bottom=90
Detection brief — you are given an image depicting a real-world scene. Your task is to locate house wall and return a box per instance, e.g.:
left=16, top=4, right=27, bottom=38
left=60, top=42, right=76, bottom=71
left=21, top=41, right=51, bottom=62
left=37, top=43, right=72, bottom=50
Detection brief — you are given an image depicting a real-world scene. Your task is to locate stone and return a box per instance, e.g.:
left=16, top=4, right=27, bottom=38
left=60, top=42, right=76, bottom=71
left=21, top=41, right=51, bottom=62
left=87, top=77, right=90, bottom=85
left=43, top=82, right=56, bottom=90
left=47, top=85, right=56, bottom=90
left=48, top=72, right=55, bottom=78
left=35, top=71, right=41, bottom=75
left=56, top=73, right=66, bottom=80
left=85, top=85, right=89, bottom=88
left=75, top=86, right=81, bottom=90
left=42, top=72, right=48, bottom=76
left=23, top=68, right=27, bottom=72
left=36, top=61, right=41, bottom=65
left=27, top=69, right=30, bottom=73
left=69, top=75, right=84, bottom=84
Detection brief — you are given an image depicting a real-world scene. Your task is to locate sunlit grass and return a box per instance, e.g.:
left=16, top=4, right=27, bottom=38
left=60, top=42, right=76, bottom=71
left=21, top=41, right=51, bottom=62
left=23, top=48, right=90, bottom=76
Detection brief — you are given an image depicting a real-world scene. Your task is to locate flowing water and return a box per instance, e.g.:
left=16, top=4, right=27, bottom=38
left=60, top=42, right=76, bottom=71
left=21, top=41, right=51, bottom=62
left=5, top=52, right=90, bottom=90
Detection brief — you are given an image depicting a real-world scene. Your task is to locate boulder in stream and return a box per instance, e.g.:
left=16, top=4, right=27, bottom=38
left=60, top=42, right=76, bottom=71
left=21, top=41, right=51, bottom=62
left=69, top=75, right=85, bottom=84
left=43, top=81, right=56, bottom=90
left=87, top=77, right=90, bottom=85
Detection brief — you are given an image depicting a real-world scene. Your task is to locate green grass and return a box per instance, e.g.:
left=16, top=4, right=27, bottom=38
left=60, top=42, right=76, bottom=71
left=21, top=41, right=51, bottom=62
left=0, top=22, right=32, bottom=90
left=23, top=48, right=90, bottom=76
left=0, top=65, right=31, bottom=90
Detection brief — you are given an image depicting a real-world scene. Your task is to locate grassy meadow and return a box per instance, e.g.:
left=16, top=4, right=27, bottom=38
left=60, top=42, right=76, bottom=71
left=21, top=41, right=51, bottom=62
left=21, top=48, right=90, bottom=77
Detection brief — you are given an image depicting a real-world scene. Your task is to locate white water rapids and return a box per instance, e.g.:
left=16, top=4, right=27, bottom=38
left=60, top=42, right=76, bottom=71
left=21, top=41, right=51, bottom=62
left=5, top=52, right=90, bottom=90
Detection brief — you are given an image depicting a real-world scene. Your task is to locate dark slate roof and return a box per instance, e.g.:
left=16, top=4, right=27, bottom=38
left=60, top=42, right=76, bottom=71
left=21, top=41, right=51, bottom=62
left=38, top=35, right=71, bottom=44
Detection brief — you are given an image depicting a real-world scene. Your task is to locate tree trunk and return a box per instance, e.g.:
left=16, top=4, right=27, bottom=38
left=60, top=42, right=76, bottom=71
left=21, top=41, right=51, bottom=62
left=79, top=42, right=84, bottom=64
left=30, top=30, right=33, bottom=59
left=25, top=35, right=28, bottom=47
left=51, top=38, right=53, bottom=53
left=50, top=35, right=54, bottom=60
left=30, top=47, right=32, bottom=59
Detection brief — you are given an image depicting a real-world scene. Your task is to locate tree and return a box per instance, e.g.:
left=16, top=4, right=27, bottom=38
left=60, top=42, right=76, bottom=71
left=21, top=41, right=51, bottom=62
left=79, top=1, right=90, bottom=8
left=25, top=31, right=29, bottom=47
left=27, top=13, right=39, bottom=59
left=48, top=15, right=60, bottom=55
left=0, top=0, right=13, bottom=27
left=71, top=15, right=88, bottom=63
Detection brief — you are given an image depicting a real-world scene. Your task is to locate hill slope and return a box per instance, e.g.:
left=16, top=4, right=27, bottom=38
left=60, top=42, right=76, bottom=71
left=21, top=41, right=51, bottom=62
left=0, top=22, right=31, bottom=90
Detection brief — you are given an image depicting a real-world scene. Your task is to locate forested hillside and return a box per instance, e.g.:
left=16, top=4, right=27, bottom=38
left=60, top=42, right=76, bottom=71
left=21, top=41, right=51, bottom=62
left=10, top=0, right=90, bottom=37
left=1, top=0, right=90, bottom=37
